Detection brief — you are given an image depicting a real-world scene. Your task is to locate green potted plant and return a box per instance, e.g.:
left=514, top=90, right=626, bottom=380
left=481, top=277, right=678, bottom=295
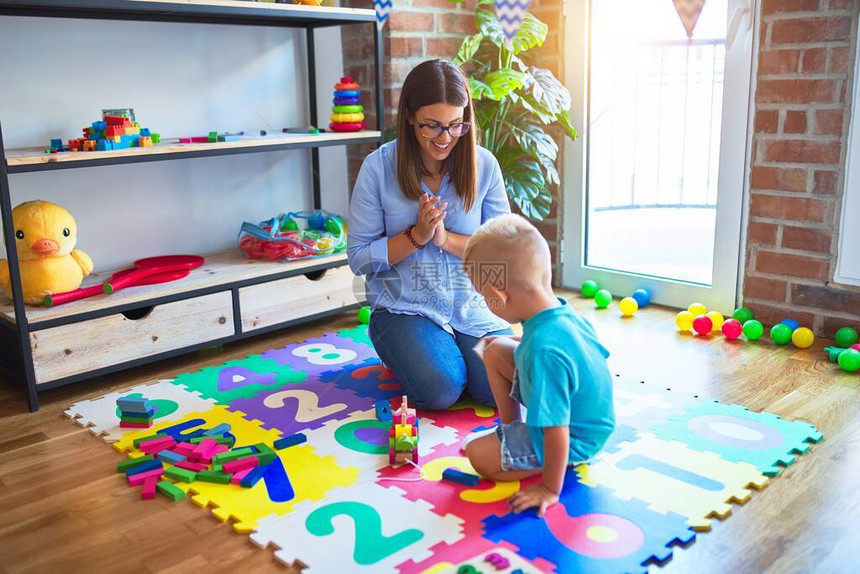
left=449, top=0, right=577, bottom=219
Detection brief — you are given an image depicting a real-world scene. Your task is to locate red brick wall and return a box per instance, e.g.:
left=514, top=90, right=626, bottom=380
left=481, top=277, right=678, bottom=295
left=338, top=0, right=565, bottom=281
left=743, top=0, right=860, bottom=337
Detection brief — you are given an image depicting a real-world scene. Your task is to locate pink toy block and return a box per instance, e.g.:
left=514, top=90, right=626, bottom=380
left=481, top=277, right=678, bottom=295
left=175, top=460, right=208, bottom=472
left=211, top=444, right=229, bottom=457
left=140, top=437, right=176, bottom=455
left=222, top=456, right=259, bottom=474
left=128, top=468, right=164, bottom=486
left=172, top=442, right=196, bottom=456
left=120, top=421, right=152, bottom=429
left=141, top=476, right=158, bottom=500
left=191, top=438, right=216, bottom=461
left=231, top=468, right=252, bottom=485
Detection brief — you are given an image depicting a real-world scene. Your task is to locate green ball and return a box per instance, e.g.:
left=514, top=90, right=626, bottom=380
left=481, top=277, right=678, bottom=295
left=732, top=307, right=754, bottom=324
left=742, top=319, right=764, bottom=341
left=357, top=305, right=371, bottom=325
left=581, top=279, right=599, bottom=298
left=837, top=348, right=860, bottom=373
left=835, top=327, right=859, bottom=348
left=594, top=289, right=612, bottom=309
left=769, top=323, right=792, bottom=345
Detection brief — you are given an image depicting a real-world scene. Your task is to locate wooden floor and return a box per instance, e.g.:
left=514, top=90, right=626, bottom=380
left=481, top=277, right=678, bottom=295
left=1, top=291, right=858, bottom=573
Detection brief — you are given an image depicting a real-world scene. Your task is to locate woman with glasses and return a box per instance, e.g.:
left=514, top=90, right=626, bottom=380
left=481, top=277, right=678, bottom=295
left=347, top=59, right=513, bottom=410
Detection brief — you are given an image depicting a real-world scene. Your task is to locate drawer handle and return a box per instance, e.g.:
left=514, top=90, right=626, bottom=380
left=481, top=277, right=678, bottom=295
left=304, top=270, right=328, bottom=281
left=122, top=305, right=155, bottom=321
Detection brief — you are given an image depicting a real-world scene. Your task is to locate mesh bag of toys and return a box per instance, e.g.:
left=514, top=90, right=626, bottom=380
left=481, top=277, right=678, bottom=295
left=238, top=210, right=347, bottom=262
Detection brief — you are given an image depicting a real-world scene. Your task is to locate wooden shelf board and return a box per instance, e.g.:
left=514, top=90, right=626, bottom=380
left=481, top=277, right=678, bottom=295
left=0, top=250, right=349, bottom=325
left=5, top=131, right=382, bottom=171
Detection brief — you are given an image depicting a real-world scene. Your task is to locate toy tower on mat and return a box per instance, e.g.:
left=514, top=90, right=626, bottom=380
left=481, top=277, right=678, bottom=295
left=329, top=76, right=365, bottom=132
left=389, top=395, right=419, bottom=466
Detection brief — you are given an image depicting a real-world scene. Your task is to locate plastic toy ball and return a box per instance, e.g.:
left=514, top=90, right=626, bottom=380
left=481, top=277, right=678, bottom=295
left=632, top=288, right=651, bottom=308
left=676, top=310, right=695, bottom=331
left=732, top=307, right=754, bottom=324
left=835, top=327, right=859, bottom=349
left=721, top=318, right=743, bottom=340
left=687, top=302, right=707, bottom=316
left=693, top=315, right=713, bottom=336
left=769, top=323, right=793, bottom=346
left=838, top=348, right=860, bottom=373
left=619, top=297, right=638, bottom=316
left=594, top=289, right=612, bottom=309
left=791, top=327, right=815, bottom=349
left=581, top=279, right=599, bottom=298
left=706, top=311, right=724, bottom=331
left=742, top=319, right=764, bottom=341
left=781, top=318, right=800, bottom=332
left=357, top=305, right=371, bottom=325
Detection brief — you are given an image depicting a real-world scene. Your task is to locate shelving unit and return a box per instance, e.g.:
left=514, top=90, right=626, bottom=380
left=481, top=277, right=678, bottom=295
left=0, top=0, right=382, bottom=411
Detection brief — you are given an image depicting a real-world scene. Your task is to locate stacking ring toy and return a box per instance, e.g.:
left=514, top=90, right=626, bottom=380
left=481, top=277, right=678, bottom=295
left=334, top=97, right=361, bottom=106
left=335, top=81, right=360, bottom=91
left=332, top=104, right=363, bottom=114
left=329, top=122, right=365, bottom=132
left=334, top=89, right=360, bottom=98
left=331, top=112, right=365, bottom=123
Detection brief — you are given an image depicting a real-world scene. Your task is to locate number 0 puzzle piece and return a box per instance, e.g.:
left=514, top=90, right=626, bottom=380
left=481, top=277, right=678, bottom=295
left=653, top=400, right=823, bottom=476
left=577, top=433, right=768, bottom=531
left=250, top=483, right=464, bottom=573
left=64, top=380, right=217, bottom=442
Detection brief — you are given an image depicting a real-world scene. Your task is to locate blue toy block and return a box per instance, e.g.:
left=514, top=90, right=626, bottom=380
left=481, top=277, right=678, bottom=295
left=113, top=140, right=130, bottom=150
left=218, top=135, right=239, bottom=142
left=442, top=468, right=480, bottom=487
left=156, top=450, right=187, bottom=465
left=92, top=120, right=107, bottom=131
left=96, top=139, right=111, bottom=151
left=140, top=128, right=151, bottom=136
left=120, top=408, right=155, bottom=419
left=117, top=397, right=152, bottom=414
left=375, top=400, right=392, bottom=422
left=273, top=433, right=307, bottom=450
left=125, top=458, right=163, bottom=477
left=203, top=423, right=231, bottom=437
left=240, top=464, right=267, bottom=488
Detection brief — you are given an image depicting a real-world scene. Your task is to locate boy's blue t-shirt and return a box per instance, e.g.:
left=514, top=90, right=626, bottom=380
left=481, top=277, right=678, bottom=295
left=513, top=298, right=616, bottom=465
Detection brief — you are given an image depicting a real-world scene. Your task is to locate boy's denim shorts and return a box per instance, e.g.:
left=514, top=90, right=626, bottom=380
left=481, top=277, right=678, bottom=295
left=495, top=371, right=542, bottom=472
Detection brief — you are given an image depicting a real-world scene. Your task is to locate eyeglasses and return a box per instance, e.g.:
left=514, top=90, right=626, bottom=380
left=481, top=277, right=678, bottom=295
left=417, top=121, right=472, bottom=139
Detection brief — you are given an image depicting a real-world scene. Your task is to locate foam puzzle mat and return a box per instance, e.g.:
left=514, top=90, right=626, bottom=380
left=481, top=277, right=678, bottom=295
left=66, top=324, right=824, bottom=573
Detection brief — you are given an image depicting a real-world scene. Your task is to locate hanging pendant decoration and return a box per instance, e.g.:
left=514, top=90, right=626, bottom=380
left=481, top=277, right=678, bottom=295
left=495, top=0, right=532, bottom=45
left=374, top=0, right=392, bottom=28
left=672, top=0, right=706, bottom=39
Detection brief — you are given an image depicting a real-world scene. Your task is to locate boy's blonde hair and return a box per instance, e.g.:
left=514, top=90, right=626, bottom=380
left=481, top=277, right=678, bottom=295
left=463, top=213, right=552, bottom=292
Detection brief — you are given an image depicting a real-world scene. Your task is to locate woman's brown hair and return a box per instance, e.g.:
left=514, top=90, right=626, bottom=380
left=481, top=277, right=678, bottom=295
left=396, top=59, right=478, bottom=212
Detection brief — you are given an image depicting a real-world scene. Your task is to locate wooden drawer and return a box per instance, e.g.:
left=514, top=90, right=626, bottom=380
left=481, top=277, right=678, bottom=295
left=30, top=291, right=234, bottom=384
left=240, top=266, right=358, bottom=332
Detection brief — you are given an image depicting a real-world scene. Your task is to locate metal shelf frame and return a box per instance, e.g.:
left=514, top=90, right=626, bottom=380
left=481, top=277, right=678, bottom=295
left=0, top=0, right=383, bottom=411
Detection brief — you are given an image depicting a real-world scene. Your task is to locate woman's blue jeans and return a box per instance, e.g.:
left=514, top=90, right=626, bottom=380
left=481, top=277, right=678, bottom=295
left=369, top=309, right=513, bottom=410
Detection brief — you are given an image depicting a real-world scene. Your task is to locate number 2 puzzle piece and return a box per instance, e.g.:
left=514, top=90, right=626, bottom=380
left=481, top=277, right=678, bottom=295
left=172, top=355, right=306, bottom=404
left=577, top=433, right=769, bottom=531
left=229, top=378, right=368, bottom=435
left=319, top=357, right=403, bottom=400
left=64, top=379, right=217, bottom=442
left=652, top=400, right=824, bottom=476
left=262, top=333, right=377, bottom=376
left=482, top=473, right=696, bottom=574
left=250, top=483, right=464, bottom=573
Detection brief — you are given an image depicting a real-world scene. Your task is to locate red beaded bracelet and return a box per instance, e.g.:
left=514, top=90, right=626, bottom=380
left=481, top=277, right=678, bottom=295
left=404, top=226, right=425, bottom=250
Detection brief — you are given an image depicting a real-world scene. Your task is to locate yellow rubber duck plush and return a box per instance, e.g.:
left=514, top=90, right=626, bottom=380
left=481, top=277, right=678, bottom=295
left=0, top=201, right=93, bottom=305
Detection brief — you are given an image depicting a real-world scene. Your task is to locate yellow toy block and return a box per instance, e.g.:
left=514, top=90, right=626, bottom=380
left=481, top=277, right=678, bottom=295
left=139, top=136, right=153, bottom=147
left=126, top=126, right=140, bottom=135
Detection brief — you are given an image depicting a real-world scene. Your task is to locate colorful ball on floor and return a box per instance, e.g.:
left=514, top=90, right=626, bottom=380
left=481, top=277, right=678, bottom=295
left=631, top=288, right=651, bottom=308
left=581, top=279, right=599, bottom=298
left=835, top=327, right=859, bottom=348
left=687, top=302, right=707, bottom=316
left=706, top=311, right=724, bottom=331
left=743, top=319, right=764, bottom=341
left=594, top=289, right=612, bottom=309
left=693, top=315, right=713, bottom=336
left=619, top=297, right=638, bottom=316
left=732, top=307, right=754, bottom=324
left=781, top=318, right=800, bottom=331
left=791, top=327, right=815, bottom=349
left=769, top=323, right=793, bottom=345
left=721, top=318, right=743, bottom=340
left=838, top=348, right=860, bottom=373
left=676, top=310, right=695, bottom=331
left=357, top=305, right=371, bottom=325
